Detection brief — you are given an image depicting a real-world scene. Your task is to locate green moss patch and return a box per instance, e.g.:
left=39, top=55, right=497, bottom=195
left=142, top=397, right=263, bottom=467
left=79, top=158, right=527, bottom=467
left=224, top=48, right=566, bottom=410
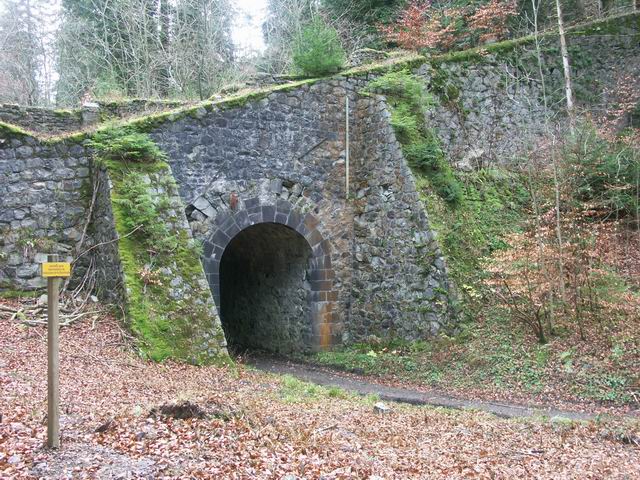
left=342, top=52, right=426, bottom=78
left=363, top=70, right=464, bottom=206
left=418, top=168, right=530, bottom=288
left=0, top=121, right=34, bottom=140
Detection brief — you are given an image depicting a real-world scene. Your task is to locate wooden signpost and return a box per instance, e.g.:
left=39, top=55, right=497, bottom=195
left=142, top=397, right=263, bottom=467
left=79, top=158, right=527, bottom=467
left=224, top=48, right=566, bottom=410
left=41, top=254, right=71, bottom=449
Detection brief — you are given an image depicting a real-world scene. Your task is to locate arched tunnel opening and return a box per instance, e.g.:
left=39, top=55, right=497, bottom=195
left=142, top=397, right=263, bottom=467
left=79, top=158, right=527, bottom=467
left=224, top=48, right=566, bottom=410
left=219, top=223, right=314, bottom=355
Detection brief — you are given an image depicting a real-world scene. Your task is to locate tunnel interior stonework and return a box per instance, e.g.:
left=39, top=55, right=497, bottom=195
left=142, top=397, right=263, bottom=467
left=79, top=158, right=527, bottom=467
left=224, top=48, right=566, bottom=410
left=219, top=223, right=314, bottom=354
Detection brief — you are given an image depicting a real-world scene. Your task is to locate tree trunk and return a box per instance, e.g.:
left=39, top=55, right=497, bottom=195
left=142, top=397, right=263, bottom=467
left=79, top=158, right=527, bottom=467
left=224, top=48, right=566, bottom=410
left=556, top=0, right=575, bottom=130
left=158, top=0, right=171, bottom=96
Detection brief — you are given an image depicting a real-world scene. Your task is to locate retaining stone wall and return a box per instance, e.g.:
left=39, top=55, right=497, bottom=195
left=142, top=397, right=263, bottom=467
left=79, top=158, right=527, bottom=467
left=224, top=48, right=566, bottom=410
left=0, top=105, right=85, bottom=135
left=0, top=136, right=91, bottom=290
left=91, top=167, right=125, bottom=306
left=92, top=163, right=227, bottom=361
left=418, top=14, right=640, bottom=169
left=0, top=99, right=189, bottom=135
left=98, top=99, right=188, bottom=120
left=351, top=95, right=455, bottom=340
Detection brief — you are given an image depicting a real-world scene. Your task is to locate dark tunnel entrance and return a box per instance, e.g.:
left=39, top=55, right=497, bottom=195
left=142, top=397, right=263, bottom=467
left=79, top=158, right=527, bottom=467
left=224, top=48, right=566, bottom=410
left=219, top=223, right=314, bottom=354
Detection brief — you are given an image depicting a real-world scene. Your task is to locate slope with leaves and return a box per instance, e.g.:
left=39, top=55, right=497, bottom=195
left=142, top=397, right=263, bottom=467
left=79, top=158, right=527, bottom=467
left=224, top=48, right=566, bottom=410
left=1, top=305, right=639, bottom=478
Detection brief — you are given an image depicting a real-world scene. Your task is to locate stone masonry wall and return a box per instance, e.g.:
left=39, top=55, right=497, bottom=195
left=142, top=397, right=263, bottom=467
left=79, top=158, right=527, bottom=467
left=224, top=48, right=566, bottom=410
left=416, top=59, right=547, bottom=170
left=351, top=95, right=455, bottom=340
left=98, top=99, right=188, bottom=121
left=91, top=167, right=126, bottom=306
left=147, top=78, right=454, bottom=347
left=0, top=105, right=85, bottom=135
left=152, top=80, right=361, bottom=349
left=418, top=13, right=640, bottom=169
left=0, top=99, right=189, bottom=135
left=0, top=134, right=91, bottom=290
left=92, top=162, right=228, bottom=362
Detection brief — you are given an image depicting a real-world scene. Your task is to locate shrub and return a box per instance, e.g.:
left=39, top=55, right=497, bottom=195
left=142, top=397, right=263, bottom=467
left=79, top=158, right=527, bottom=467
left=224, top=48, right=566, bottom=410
left=485, top=226, right=640, bottom=344
left=292, top=18, right=346, bottom=77
left=390, top=103, right=421, bottom=144
left=565, top=125, right=640, bottom=222
left=88, top=127, right=167, bottom=163
left=404, top=138, right=463, bottom=205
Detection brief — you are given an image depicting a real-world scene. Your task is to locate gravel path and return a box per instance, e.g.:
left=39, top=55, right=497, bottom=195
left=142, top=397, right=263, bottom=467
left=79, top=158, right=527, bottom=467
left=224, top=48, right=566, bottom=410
left=249, top=355, right=603, bottom=421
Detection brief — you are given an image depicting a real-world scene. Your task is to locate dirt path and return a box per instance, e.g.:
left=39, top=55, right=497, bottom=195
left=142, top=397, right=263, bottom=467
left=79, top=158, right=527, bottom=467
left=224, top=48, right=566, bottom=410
left=248, top=355, right=608, bottom=421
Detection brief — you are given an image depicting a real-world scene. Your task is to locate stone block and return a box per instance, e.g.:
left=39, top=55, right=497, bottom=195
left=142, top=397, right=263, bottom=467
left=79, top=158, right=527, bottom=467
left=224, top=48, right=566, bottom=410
left=192, top=196, right=211, bottom=212
left=261, top=205, right=275, bottom=222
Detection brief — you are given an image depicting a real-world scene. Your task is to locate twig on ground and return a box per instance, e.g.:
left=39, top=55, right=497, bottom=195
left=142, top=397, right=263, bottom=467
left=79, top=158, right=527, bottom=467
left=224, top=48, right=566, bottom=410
left=313, top=423, right=338, bottom=435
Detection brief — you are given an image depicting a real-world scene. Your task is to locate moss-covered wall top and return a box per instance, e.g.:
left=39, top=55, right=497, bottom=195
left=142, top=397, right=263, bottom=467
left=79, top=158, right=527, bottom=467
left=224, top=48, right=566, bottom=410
left=0, top=99, right=190, bottom=136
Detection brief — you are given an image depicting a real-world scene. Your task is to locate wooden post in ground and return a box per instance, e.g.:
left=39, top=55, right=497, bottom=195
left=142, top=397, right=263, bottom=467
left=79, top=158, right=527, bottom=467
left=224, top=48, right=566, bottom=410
left=46, top=253, right=61, bottom=449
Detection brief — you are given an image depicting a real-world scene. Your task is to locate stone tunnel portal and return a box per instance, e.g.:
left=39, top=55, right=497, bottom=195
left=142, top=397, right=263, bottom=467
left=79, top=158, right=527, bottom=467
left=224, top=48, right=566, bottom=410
left=219, top=223, right=314, bottom=354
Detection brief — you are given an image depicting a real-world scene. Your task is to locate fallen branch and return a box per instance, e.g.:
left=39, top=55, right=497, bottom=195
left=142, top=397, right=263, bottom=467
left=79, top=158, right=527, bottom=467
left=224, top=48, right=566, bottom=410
left=313, top=423, right=338, bottom=435
left=9, top=308, right=24, bottom=322
left=72, top=225, right=143, bottom=265
left=18, top=310, right=101, bottom=327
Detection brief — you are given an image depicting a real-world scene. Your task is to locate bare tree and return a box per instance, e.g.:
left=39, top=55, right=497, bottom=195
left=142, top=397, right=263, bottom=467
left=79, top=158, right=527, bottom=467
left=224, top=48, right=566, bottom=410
left=56, top=0, right=235, bottom=104
left=555, top=0, right=575, bottom=130
left=0, top=0, right=51, bottom=105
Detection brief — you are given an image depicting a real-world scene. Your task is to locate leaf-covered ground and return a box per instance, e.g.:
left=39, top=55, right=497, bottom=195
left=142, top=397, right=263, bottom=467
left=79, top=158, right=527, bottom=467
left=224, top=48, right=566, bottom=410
left=1, top=303, right=639, bottom=479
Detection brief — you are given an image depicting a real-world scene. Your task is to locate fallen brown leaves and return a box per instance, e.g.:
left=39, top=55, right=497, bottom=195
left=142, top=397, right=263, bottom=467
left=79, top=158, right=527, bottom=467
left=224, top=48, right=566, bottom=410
left=1, top=304, right=639, bottom=479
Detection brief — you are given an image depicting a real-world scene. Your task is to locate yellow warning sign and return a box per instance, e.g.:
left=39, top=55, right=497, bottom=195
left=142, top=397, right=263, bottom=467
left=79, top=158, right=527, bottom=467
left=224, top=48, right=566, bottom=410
left=42, top=262, right=71, bottom=278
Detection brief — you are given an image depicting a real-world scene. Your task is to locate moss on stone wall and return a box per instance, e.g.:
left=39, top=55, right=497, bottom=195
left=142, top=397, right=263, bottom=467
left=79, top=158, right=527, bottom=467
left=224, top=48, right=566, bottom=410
left=363, top=70, right=464, bottom=206
left=427, top=66, right=463, bottom=114
left=0, top=121, right=32, bottom=140
left=93, top=129, right=228, bottom=364
left=105, top=158, right=228, bottom=363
